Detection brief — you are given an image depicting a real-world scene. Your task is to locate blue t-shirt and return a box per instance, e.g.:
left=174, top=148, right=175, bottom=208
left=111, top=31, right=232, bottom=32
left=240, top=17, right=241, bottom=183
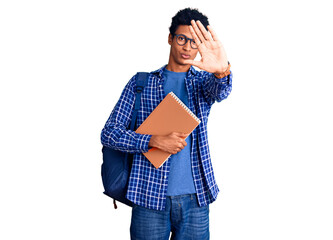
left=162, top=68, right=196, bottom=196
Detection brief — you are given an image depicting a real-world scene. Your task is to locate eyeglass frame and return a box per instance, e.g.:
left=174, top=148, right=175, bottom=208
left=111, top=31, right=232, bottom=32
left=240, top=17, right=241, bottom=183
left=173, top=34, right=198, bottom=49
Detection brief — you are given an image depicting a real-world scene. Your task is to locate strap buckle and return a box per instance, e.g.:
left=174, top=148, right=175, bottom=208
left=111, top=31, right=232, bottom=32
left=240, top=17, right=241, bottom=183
left=136, top=86, right=144, bottom=93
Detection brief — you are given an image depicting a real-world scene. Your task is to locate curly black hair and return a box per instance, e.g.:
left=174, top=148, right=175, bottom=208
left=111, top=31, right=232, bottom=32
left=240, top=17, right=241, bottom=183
left=169, top=8, right=210, bottom=36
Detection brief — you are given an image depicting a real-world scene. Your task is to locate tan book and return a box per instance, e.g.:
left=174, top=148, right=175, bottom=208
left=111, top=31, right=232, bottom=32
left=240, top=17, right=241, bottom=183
left=135, top=92, right=201, bottom=169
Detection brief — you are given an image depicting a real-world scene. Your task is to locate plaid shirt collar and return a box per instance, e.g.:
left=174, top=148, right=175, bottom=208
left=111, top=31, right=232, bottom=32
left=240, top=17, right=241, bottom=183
left=151, top=64, right=198, bottom=79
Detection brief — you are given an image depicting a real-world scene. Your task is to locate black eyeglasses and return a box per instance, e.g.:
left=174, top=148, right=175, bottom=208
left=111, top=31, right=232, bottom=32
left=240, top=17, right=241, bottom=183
left=174, top=34, right=198, bottom=49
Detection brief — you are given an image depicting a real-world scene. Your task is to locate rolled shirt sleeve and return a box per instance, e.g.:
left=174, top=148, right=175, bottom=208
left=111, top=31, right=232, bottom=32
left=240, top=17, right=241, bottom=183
left=101, top=76, right=152, bottom=154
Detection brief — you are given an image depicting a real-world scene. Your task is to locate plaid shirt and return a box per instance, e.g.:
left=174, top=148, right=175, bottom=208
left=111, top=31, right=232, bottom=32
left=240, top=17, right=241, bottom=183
left=101, top=65, right=232, bottom=210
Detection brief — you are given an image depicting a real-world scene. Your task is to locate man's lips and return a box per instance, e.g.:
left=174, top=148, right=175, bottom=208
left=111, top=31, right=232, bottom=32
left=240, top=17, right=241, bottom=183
left=181, top=54, right=190, bottom=59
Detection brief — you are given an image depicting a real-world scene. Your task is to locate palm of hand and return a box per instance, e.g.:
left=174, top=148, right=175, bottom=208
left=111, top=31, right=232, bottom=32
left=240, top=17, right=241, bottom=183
left=184, top=20, right=229, bottom=74
left=197, top=40, right=227, bottom=74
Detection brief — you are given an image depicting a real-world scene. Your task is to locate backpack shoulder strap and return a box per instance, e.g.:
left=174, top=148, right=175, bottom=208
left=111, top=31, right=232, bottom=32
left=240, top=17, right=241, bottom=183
left=129, top=72, right=149, bottom=131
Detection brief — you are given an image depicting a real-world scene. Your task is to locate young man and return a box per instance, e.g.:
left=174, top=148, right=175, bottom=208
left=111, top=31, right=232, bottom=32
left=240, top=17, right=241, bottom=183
left=101, top=8, right=232, bottom=240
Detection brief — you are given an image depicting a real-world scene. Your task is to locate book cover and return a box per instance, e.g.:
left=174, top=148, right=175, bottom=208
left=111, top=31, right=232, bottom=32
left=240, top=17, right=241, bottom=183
left=135, top=92, right=201, bottom=168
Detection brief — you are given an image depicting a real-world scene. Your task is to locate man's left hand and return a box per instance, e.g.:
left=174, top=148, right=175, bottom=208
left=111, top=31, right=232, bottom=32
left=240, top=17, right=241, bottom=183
left=184, top=20, right=229, bottom=75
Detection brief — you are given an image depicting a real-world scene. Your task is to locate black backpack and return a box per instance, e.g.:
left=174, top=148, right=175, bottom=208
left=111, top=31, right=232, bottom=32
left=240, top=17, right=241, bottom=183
left=101, top=72, right=148, bottom=208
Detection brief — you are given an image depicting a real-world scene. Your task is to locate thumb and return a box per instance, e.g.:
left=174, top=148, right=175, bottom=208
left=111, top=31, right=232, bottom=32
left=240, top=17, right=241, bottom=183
left=183, top=60, right=203, bottom=69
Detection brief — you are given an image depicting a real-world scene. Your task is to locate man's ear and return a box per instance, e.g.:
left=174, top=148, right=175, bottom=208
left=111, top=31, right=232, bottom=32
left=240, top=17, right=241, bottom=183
left=168, top=34, right=173, bottom=45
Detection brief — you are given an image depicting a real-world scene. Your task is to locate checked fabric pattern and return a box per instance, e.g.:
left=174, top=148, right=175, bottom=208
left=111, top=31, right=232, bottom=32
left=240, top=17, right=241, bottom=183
left=101, top=65, right=232, bottom=210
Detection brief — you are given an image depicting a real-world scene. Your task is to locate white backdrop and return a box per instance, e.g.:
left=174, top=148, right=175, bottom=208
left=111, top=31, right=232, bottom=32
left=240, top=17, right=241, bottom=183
left=1, top=0, right=332, bottom=239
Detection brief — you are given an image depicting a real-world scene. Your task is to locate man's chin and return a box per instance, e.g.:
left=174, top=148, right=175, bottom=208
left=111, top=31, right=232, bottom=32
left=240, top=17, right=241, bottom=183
left=177, top=59, right=192, bottom=66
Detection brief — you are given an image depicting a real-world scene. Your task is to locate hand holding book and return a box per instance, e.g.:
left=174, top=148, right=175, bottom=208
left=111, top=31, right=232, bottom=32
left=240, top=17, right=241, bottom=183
left=148, top=132, right=187, bottom=155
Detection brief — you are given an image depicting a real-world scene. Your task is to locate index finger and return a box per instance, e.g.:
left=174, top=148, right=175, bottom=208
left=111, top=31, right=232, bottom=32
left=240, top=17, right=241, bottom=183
left=190, top=20, right=207, bottom=43
left=189, top=25, right=201, bottom=46
left=177, top=132, right=188, bottom=138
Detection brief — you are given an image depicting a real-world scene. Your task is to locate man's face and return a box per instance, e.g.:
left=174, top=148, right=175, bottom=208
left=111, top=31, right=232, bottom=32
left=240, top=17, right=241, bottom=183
left=168, top=25, right=199, bottom=69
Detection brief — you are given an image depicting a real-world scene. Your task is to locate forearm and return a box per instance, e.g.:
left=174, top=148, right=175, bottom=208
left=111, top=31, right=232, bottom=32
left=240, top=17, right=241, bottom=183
left=202, top=70, right=233, bottom=104
left=100, top=74, right=154, bottom=153
left=101, top=123, right=152, bottom=154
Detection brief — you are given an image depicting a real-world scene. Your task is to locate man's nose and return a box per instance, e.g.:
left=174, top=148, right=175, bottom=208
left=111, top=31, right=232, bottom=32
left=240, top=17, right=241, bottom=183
left=183, top=40, right=191, bottom=51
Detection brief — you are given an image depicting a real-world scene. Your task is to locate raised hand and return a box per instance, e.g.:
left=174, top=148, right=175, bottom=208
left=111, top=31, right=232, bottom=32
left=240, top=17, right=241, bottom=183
left=184, top=20, right=229, bottom=75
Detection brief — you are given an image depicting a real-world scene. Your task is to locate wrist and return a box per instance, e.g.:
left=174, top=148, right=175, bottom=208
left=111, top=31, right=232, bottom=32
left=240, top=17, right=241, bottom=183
left=214, top=62, right=231, bottom=79
left=148, top=135, right=159, bottom=148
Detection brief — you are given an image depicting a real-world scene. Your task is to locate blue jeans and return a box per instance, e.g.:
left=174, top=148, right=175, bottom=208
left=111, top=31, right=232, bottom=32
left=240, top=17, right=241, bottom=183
left=130, top=194, right=209, bottom=240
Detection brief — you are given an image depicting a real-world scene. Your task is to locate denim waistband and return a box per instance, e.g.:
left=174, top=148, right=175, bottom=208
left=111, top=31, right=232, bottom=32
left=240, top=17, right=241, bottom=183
left=167, top=193, right=196, bottom=200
